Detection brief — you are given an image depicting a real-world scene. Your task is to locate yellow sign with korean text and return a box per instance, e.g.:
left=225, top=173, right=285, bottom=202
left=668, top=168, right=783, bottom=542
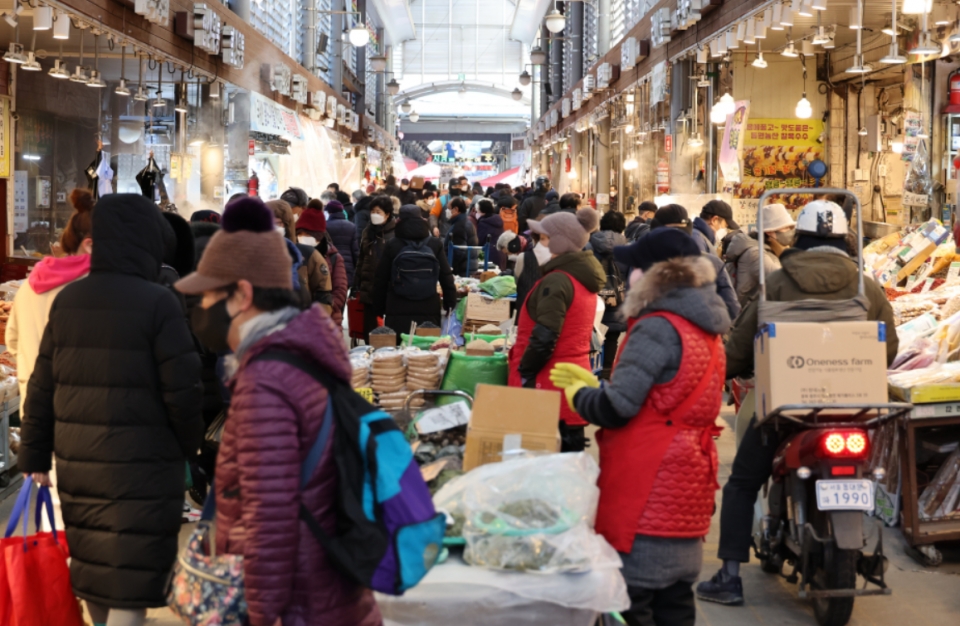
left=743, top=119, right=824, bottom=148
left=0, top=97, right=12, bottom=177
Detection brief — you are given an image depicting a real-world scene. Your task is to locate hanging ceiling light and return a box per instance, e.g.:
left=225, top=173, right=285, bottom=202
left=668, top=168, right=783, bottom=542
left=717, top=92, right=735, bottom=116
left=69, top=28, right=87, bottom=81
left=849, top=6, right=862, bottom=28
left=4, top=13, right=16, bottom=28
left=387, top=77, right=400, bottom=95
left=780, top=1, right=794, bottom=26
left=519, top=70, right=532, bottom=86
left=48, top=58, right=68, bottom=78
left=726, top=30, right=738, bottom=50
left=744, top=18, right=756, bottom=45
left=771, top=2, right=784, bottom=29
left=175, top=72, right=188, bottom=113
left=753, top=40, right=767, bottom=68
left=408, top=110, right=420, bottom=123
left=87, top=32, right=105, bottom=87
left=33, top=5, right=52, bottom=30
left=812, top=26, right=831, bottom=45
left=154, top=61, right=167, bottom=108
left=710, top=105, right=727, bottom=124
left=348, top=24, right=369, bottom=47
left=401, top=101, right=412, bottom=113
left=512, top=87, right=522, bottom=101
left=52, top=9, right=68, bottom=39
left=796, top=95, right=812, bottom=118
left=811, top=0, right=827, bottom=10
left=209, top=80, right=220, bottom=100
left=687, top=133, right=704, bottom=148
left=797, top=0, right=814, bottom=16
left=134, top=85, right=149, bottom=101
left=623, top=155, right=638, bottom=170
left=369, top=53, right=387, bottom=73
left=544, top=7, right=565, bottom=33
left=881, top=40, right=908, bottom=62
left=782, top=40, right=799, bottom=57
left=21, top=50, right=39, bottom=70
left=801, top=39, right=816, bottom=55
left=846, top=54, right=872, bottom=73
left=530, top=46, right=547, bottom=65
left=115, top=42, right=130, bottom=96
left=858, top=127, right=868, bottom=136
left=910, top=30, right=940, bottom=54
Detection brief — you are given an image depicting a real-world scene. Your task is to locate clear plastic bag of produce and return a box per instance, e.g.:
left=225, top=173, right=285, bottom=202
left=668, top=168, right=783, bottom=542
left=434, top=452, right=623, bottom=574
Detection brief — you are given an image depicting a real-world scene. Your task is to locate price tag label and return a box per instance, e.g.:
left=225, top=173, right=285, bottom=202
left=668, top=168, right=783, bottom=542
left=355, top=387, right=374, bottom=403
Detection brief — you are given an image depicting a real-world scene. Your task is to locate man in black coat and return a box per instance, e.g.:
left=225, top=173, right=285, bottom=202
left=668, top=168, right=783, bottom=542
left=20, top=193, right=203, bottom=616
left=518, top=175, right=550, bottom=233
left=446, top=197, right=479, bottom=276
left=372, top=205, right=457, bottom=337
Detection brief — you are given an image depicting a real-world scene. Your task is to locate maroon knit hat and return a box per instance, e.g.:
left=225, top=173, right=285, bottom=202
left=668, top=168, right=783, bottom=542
left=297, top=206, right=327, bottom=232
left=175, top=197, right=293, bottom=294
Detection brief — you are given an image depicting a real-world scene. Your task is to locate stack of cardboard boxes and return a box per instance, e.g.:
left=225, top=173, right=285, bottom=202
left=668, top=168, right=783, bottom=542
left=866, top=219, right=950, bottom=288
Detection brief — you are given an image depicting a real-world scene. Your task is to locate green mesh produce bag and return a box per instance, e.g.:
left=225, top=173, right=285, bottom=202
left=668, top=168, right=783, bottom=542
left=438, top=351, right=509, bottom=405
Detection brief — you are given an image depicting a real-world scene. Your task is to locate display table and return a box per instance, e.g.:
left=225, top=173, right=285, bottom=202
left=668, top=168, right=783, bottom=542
left=375, top=553, right=629, bottom=626
left=899, top=403, right=960, bottom=565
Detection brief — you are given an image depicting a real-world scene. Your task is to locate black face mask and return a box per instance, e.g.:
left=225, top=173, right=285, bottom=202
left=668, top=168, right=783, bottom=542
left=191, top=298, right=235, bottom=353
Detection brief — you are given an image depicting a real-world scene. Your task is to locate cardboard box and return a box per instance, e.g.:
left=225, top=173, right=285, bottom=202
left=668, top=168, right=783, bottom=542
left=754, top=321, right=888, bottom=422
left=465, top=292, right=511, bottom=323
left=463, top=384, right=561, bottom=471
left=889, top=383, right=960, bottom=404
left=369, top=332, right=397, bottom=349
left=410, top=176, right=425, bottom=190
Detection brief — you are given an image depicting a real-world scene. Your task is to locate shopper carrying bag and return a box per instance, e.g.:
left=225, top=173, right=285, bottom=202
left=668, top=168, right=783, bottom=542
left=0, top=479, right=84, bottom=626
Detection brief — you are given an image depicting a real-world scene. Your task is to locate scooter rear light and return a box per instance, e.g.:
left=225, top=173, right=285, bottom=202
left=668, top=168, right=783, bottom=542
left=831, top=466, right=857, bottom=476
left=817, top=429, right=870, bottom=459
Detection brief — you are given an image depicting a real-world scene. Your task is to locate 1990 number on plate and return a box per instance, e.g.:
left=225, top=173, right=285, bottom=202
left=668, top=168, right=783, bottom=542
left=816, top=479, right=874, bottom=512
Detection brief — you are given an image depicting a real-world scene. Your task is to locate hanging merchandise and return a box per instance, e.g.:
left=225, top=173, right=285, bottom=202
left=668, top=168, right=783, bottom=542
left=902, top=110, right=924, bottom=162
left=136, top=152, right=168, bottom=203
left=903, top=139, right=933, bottom=209
left=84, top=140, right=113, bottom=200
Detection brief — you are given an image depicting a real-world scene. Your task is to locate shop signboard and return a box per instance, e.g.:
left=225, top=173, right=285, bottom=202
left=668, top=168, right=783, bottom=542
left=13, top=170, right=26, bottom=234
left=0, top=97, right=11, bottom=177
left=192, top=3, right=221, bottom=55
left=221, top=25, right=244, bottom=69
left=718, top=100, right=750, bottom=185
left=728, top=117, right=825, bottom=221
left=250, top=91, right=304, bottom=141
left=650, top=62, right=668, bottom=106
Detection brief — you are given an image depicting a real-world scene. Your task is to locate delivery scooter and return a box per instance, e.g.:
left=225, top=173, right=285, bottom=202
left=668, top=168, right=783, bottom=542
left=748, top=188, right=912, bottom=626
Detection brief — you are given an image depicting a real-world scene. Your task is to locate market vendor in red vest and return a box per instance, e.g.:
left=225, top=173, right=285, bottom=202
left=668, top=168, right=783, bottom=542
left=549, top=228, right=731, bottom=626
left=508, top=208, right=604, bottom=452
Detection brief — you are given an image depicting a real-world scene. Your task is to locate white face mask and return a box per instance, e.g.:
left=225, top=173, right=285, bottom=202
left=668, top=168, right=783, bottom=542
left=370, top=213, right=386, bottom=226
left=298, top=235, right=318, bottom=247
left=533, top=243, right=553, bottom=266
left=445, top=209, right=453, bottom=220
left=715, top=227, right=729, bottom=241
left=275, top=225, right=286, bottom=236
left=293, top=212, right=300, bottom=222
left=629, top=267, right=644, bottom=288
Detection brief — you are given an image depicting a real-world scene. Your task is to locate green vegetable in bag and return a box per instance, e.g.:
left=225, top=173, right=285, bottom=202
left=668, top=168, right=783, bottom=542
left=438, top=351, right=508, bottom=405
left=479, top=276, right=516, bottom=298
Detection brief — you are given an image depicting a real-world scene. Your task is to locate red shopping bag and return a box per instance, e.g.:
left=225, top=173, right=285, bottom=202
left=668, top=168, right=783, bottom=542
left=0, top=479, right=83, bottom=626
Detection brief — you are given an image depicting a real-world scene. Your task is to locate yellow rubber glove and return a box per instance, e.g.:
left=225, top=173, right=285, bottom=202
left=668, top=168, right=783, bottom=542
left=549, top=363, right=600, bottom=414
left=549, top=362, right=600, bottom=390
left=563, top=380, right=589, bottom=413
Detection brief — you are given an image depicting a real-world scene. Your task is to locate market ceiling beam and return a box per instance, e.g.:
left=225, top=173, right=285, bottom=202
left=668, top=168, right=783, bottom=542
left=369, top=0, right=417, bottom=45
left=508, top=0, right=554, bottom=44
left=395, top=81, right=531, bottom=105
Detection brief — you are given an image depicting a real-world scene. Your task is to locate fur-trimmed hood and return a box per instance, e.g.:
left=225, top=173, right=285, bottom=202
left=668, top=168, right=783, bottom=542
left=622, top=256, right=731, bottom=335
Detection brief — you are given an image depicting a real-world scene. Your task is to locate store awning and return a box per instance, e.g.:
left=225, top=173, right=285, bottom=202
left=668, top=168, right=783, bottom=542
left=403, top=158, right=419, bottom=173
left=477, top=166, right=522, bottom=187
left=407, top=162, right=442, bottom=181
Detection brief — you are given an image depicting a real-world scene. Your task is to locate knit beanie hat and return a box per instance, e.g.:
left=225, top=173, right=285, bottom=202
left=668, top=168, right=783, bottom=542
left=266, top=199, right=296, bottom=240
left=577, top=207, right=600, bottom=234
left=175, top=196, right=293, bottom=294
left=613, top=228, right=700, bottom=271
left=529, top=211, right=590, bottom=255
left=190, top=209, right=221, bottom=224
left=297, top=205, right=327, bottom=232
left=280, top=187, right=308, bottom=208
left=324, top=200, right=345, bottom=216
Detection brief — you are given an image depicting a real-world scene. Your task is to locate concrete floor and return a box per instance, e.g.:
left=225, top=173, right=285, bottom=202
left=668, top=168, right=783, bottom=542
left=5, top=406, right=959, bottom=625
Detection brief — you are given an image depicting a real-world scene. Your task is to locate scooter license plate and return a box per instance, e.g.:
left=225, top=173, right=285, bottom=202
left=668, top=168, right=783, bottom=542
left=815, top=479, right=874, bottom=511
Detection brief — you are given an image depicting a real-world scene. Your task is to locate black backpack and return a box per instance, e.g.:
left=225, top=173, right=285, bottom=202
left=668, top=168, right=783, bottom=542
left=392, top=238, right=440, bottom=300
left=598, top=255, right=626, bottom=308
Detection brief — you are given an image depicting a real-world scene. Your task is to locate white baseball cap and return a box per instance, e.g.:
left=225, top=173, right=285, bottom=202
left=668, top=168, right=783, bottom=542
left=795, top=200, right=847, bottom=238
left=761, top=203, right=796, bottom=232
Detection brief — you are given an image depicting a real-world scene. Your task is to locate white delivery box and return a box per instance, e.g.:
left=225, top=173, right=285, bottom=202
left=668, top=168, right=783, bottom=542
left=754, top=321, right=888, bottom=422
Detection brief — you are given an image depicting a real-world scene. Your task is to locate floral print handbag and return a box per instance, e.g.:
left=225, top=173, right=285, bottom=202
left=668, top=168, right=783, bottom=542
left=167, top=488, right=247, bottom=625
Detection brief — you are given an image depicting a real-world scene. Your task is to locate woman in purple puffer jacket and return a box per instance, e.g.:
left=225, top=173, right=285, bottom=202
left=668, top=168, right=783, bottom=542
left=176, top=196, right=381, bottom=626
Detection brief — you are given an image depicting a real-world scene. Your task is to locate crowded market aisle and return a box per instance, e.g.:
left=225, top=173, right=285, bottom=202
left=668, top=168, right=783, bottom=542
left=2, top=407, right=957, bottom=626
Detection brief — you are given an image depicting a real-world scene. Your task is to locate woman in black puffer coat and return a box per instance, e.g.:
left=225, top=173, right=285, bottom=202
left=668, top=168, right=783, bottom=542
left=354, top=195, right=396, bottom=340
left=19, top=193, right=203, bottom=622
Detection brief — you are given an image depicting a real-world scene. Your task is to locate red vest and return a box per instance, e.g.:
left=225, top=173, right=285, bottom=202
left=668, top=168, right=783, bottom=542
left=508, top=270, right=596, bottom=427
left=595, top=312, right=725, bottom=553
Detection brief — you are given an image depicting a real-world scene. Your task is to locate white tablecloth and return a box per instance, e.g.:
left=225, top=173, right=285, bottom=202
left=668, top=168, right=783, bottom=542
left=376, top=554, right=629, bottom=626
